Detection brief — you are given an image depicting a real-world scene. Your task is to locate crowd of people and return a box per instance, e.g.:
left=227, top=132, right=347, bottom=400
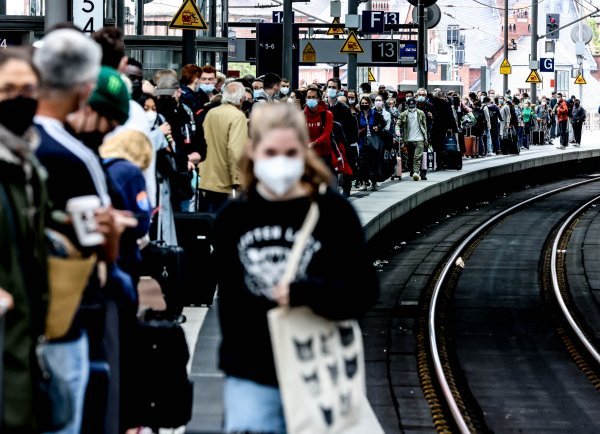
left=0, top=20, right=591, bottom=434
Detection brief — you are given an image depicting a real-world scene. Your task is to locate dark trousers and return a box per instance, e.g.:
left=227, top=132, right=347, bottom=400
left=341, top=145, right=359, bottom=197
left=490, top=129, right=500, bottom=153
left=201, top=190, right=230, bottom=213
left=559, top=120, right=569, bottom=147
left=572, top=121, right=583, bottom=144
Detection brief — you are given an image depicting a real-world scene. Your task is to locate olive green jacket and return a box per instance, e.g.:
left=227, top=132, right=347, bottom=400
left=0, top=123, right=48, bottom=432
left=395, top=109, right=429, bottom=144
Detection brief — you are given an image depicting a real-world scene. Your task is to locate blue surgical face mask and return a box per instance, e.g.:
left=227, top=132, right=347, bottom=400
left=338, top=91, right=344, bottom=97
left=280, top=86, right=290, bottom=95
left=306, top=99, right=318, bottom=109
left=199, top=83, right=215, bottom=94
left=418, top=96, right=426, bottom=102
left=327, top=88, right=338, bottom=98
left=253, top=90, right=263, bottom=99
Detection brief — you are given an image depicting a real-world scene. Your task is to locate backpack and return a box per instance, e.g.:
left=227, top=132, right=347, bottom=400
left=488, top=107, right=499, bottom=127
left=320, top=112, right=353, bottom=175
left=460, top=112, right=476, bottom=129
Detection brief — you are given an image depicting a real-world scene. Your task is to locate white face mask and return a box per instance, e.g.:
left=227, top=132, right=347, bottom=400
left=145, top=110, right=158, bottom=127
left=254, top=156, right=304, bottom=197
left=375, top=101, right=383, bottom=109
left=280, top=86, right=290, bottom=95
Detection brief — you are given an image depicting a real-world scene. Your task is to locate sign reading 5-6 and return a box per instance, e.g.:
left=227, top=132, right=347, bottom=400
left=73, top=0, right=104, bottom=34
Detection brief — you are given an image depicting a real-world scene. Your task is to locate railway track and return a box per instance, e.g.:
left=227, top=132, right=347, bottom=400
left=412, top=176, right=600, bottom=433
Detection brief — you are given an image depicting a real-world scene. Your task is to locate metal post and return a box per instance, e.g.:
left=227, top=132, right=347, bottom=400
left=136, top=0, right=144, bottom=35
left=182, top=30, right=196, bottom=66
left=503, top=0, right=508, bottom=95
left=530, top=0, right=538, bottom=102
left=417, top=0, right=427, bottom=89
left=578, top=20, right=583, bottom=104
left=221, top=0, right=229, bottom=73
left=282, top=0, right=293, bottom=83
left=208, top=0, right=217, bottom=65
left=44, top=0, right=68, bottom=31
left=347, top=0, right=358, bottom=91
left=0, top=0, right=6, bottom=15
left=116, top=0, right=125, bottom=32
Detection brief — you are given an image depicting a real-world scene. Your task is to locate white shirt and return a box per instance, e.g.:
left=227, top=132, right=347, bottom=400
left=406, top=110, right=425, bottom=142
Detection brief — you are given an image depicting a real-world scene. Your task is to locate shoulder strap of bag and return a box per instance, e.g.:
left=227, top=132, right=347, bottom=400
left=0, top=181, right=18, bottom=250
left=279, top=186, right=323, bottom=285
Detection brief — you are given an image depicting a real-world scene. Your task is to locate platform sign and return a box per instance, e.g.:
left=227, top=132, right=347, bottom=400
left=539, top=58, right=555, bottom=73
left=574, top=73, right=587, bottom=85
left=169, top=0, right=208, bottom=30
left=371, top=40, right=398, bottom=63
left=327, top=17, right=345, bottom=36
left=362, top=11, right=385, bottom=33
left=368, top=68, right=376, bottom=82
left=273, top=11, right=295, bottom=23
left=499, top=58, right=511, bottom=75
left=302, top=42, right=316, bottom=63
left=73, top=0, right=104, bottom=33
left=526, top=69, right=542, bottom=84
left=340, top=31, right=364, bottom=53
left=399, top=41, right=417, bottom=63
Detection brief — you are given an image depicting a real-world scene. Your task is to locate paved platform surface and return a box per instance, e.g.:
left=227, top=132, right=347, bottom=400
left=182, top=137, right=600, bottom=433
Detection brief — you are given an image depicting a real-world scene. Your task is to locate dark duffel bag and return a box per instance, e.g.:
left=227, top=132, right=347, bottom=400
left=128, top=310, right=193, bottom=429
left=442, top=150, right=463, bottom=170
left=140, top=241, right=185, bottom=318
left=174, top=212, right=217, bottom=307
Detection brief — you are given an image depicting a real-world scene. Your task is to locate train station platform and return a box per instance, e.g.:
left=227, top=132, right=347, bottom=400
left=180, top=137, right=600, bottom=434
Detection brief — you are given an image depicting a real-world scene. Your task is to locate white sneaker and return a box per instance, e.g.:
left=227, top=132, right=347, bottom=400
left=556, top=144, right=566, bottom=150
left=413, top=174, right=421, bottom=181
left=573, top=143, right=581, bottom=147
left=358, top=184, right=367, bottom=191
left=488, top=152, right=495, bottom=156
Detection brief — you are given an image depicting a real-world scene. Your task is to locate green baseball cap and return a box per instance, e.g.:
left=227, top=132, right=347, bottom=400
left=88, top=66, right=130, bottom=125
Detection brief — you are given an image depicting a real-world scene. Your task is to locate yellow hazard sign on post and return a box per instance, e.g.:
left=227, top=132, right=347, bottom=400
left=169, top=0, right=208, bottom=30
left=574, top=73, right=587, bottom=85
left=526, top=69, right=542, bottom=84
left=302, top=42, right=316, bottom=63
left=499, top=58, right=511, bottom=75
left=327, top=17, right=345, bottom=36
left=340, top=31, right=364, bottom=53
left=368, top=68, right=376, bottom=82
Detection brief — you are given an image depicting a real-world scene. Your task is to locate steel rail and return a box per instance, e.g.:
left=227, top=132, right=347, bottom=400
left=550, top=196, right=600, bottom=365
left=428, top=176, right=600, bottom=433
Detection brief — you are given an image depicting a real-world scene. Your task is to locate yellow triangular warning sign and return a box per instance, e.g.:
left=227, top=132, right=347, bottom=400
left=302, top=42, right=316, bottom=63
left=169, top=0, right=208, bottom=30
left=500, top=58, right=511, bottom=68
left=340, top=31, right=364, bottom=53
left=525, top=69, right=542, bottom=84
left=368, top=68, right=376, bottom=82
left=327, top=17, right=346, bottom=36
left=574, top=73, right=587, bottom=85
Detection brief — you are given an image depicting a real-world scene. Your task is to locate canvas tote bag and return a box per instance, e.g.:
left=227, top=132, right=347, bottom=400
left=267, top=195, right=383, bottom=434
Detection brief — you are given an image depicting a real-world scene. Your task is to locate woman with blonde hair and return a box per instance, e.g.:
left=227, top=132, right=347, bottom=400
left=213, top=103, right=379, bottom=433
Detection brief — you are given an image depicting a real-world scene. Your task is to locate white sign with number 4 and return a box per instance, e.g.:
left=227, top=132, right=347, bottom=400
left=73, top=0, right=104, bottom=34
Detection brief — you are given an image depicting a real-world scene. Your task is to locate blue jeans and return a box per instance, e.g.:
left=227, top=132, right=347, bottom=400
left=41, top=333, right=90, bottom=434
left=224, top=376, right=286, bottom=434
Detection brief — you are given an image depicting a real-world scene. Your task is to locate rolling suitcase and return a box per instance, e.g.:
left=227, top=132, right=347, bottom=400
left=129, top=310, right=193, bottom=429
left=174, top=212, right=217, bottom=306
left=464, top=128, right=478, bottom=157
left=531, top=130, right=544, bottom=145
left=443, top=150, right=463, bottom=170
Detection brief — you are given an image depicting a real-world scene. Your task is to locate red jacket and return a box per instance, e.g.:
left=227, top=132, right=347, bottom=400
left=556, top=100, right=569, bottom=122
left=304, top=101, right=333, bottom=158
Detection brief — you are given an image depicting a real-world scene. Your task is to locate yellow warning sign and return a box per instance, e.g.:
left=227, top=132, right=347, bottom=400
left=340, top=31, right=364, bottom=53
left=169, top=0, right=208, bottom=30
left=368, top=68, right=376, bottom=82
left=525, top=69, right=542, bottom=84
left=302, top=42, right=316, bottom=63
left=574, top=73, right=587, bottom=85
left=327, top=17, right=345, bottom=36
left=499, top=58, right=511, bottom=75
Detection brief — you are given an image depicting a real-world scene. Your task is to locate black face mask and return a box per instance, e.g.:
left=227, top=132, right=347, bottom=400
left=130, top=79, right=143, bottom=101
left=241, top=100, right=253, bottom=114
left=156, top=97, right=177, bottom=113
left=0, top=96, right=38, bottom=136
left=76, top=131, right=106, bottom=151
left=360, top=104, right=370, bottom=111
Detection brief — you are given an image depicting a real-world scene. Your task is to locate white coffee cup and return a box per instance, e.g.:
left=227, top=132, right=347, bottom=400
left=66, top=195, right=105, bottom=247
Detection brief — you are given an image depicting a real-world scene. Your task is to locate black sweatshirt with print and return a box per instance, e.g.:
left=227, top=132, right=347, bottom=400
left=213, top=188, right=379, bottom=387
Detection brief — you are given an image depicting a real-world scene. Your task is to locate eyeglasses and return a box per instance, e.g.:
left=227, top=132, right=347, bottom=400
left=0, top=84, right=38, bottom=99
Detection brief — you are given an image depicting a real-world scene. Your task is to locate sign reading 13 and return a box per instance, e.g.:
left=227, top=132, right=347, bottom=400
left=73, top=0, right=104, bottom=34
left=372, top=41, right=398, bottom=63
